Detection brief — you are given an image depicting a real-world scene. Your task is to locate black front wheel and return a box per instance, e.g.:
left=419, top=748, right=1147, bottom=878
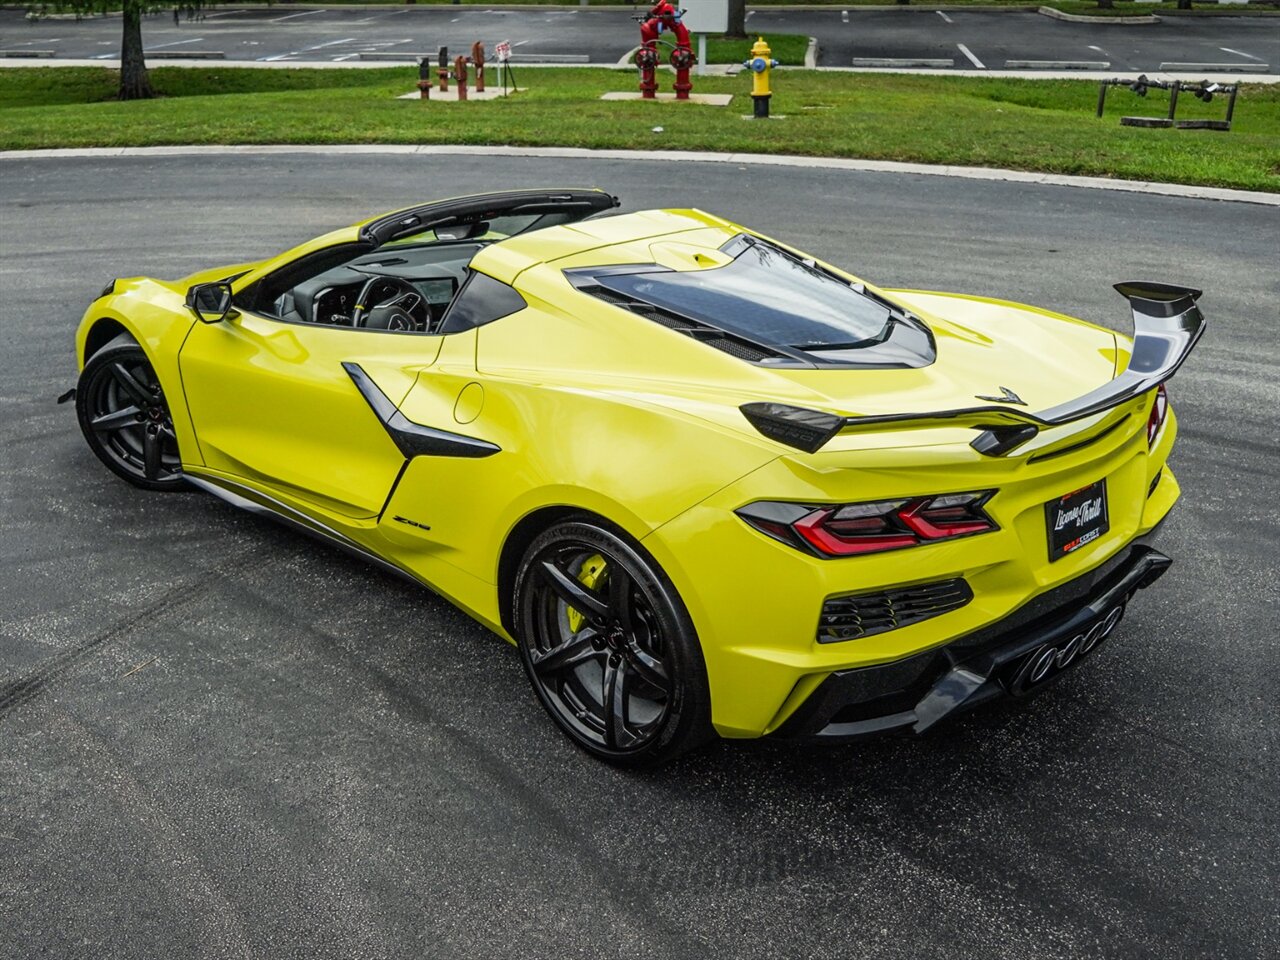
left=514, top=519, right=713, bottom=767
left=75, top=334, right=185, bottom=491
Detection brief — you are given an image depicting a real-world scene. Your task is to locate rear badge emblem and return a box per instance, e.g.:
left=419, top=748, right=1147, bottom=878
left=976, top=386, right=1026, bottom=406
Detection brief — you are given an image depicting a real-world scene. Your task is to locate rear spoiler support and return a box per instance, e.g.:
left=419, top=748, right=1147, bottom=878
left=739, top=281, right=1206, bottom=457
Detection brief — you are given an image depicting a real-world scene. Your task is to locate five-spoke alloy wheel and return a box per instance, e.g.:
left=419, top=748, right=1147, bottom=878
left=514, top=519, right=711, bottom=766
left=75, top=334, right=185, bottom=491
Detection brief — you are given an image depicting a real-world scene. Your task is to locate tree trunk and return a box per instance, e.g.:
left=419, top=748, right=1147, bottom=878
left=725, top=0, right=746, bottom=39
left=118, top=3, right=153, bottom=100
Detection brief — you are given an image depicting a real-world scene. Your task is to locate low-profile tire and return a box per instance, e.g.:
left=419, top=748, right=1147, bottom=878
left=75, top=333, right=185, bottom=492
left=513, top=518, right=713, bottom=767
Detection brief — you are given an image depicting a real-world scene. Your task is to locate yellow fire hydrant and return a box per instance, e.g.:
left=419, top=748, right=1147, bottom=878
left=743, top=37, right=779, bottom=119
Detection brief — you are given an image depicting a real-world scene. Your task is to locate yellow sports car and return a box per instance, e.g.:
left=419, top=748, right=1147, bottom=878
left=68, top=189, right=1205, bottom=765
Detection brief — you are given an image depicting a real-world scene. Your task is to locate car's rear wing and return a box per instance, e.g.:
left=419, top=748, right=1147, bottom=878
left=740, top=281, right=1206, bottom=457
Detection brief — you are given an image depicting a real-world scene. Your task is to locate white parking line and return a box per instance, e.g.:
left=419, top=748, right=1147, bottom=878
left=937, top=11, right=953, bottom=23
left=353, top=10, right=409, bottom=24
left=1088, top=43, right=1128, bottom=68
left=1220, top=47, right=1264, bottom=62
left=146, top=38, right=204, bottom=50
left=956, top=43, right=985, bottom=69
left=270, top=10, right=324, bottom=23
left=262, top=37, right=357, bottom=61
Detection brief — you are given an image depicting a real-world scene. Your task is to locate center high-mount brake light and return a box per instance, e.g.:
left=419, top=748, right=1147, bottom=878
left=737, top=492, right=998, bottom=558
left=1147, top=383, right=1168, bottom=448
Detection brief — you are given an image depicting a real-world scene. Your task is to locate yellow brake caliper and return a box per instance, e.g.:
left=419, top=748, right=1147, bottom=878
left=566, top=554, right=607, bottom=633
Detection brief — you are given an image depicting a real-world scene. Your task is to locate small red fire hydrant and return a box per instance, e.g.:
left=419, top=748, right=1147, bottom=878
left=454, top=55, right=468, bottom=100
left=472, top=42, right=486, bottom=93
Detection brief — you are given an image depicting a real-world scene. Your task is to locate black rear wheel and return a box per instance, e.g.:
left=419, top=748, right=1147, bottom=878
left=75, top=334, right=185, bottom=491
left=514, top=519, right=712, bottom=767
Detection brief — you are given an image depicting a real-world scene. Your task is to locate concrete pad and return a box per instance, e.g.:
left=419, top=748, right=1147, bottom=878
left=599, top=92, right=734, bottom=106
left=397, top=88, right=524, bottom=102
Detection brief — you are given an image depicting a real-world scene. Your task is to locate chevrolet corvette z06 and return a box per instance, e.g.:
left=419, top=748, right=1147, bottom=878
left=68, top=189, right=1204, bottom=765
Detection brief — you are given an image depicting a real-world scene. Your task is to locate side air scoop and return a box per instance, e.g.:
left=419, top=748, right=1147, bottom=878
left=739, top=282, right=1206, bottom=457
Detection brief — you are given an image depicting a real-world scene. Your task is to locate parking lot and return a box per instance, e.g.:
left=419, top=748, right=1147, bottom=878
left=1, top=150, right=1277, bottom=959
left=0, top=6, right=1276, bottom=71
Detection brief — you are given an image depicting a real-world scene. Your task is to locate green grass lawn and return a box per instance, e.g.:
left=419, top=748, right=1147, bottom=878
left=704, top=34, right=809, bottom=66
left=2, top=66, right=1277, bottom=192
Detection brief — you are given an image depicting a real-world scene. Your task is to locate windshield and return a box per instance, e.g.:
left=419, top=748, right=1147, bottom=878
left=584, top=237, right=894, bottom=350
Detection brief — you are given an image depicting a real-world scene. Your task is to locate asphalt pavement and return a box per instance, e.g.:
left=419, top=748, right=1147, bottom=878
left=1, top=152, right=1278, bottom=959
left=0, top=5, right=1276, bottom=71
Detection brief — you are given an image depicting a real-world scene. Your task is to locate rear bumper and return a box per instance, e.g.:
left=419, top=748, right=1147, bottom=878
left=769, top=537, right=1171, bottom=740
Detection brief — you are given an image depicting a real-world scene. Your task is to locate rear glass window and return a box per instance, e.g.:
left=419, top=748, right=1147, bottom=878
left=583, top=238, right=893, bottom=350
left=387, top=212, right=579, bottom=247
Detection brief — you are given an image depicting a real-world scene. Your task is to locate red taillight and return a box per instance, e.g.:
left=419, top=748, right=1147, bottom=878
left=1147, top=383, right=1169, bottom=448
left=739, top=492, right=998, bottom=558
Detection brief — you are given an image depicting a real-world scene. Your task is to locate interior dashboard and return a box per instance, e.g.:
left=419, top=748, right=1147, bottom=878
left=271, top=241, right=483, bottom=332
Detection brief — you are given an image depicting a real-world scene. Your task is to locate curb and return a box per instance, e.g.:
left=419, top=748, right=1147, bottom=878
left=1, top=144, right=1275, bottom=206
left=1038, top=5, right=1158, bottom=23
left=2, top=58, right=1276, bottom=83
left=1159, top=60, right=1271, bottom=73
left=6, top=1, right=1278, bottom=12
left=852, top=57, right=956, bottom=68
left=1004, top=59, right=1109, bottom=69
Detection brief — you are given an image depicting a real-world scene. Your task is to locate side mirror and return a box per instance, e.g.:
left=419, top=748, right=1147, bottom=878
left=186, top=282, right=237, bottom=324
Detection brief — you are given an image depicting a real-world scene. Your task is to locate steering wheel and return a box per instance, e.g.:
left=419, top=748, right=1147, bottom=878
left=350, top=276, right=428, bottom=331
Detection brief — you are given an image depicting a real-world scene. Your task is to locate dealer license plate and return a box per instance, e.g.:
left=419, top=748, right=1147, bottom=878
left=1045, top=479, right=1109, bottom=562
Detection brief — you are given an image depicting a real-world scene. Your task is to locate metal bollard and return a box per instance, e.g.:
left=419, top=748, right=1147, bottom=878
left=454, top=55, right=468, bottom=101
left=437, top=46, right=449, bottom=93
left=472, top=42, right=486, bottom=93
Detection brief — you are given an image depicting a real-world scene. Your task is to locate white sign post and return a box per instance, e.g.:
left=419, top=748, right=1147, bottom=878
left=680, top=0, right=728, bottom=77
left=495, top=40, right=512, bottom=95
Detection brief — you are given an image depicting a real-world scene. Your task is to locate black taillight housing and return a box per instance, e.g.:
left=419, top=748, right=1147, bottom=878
left=737, top=491, right=999, bottom=558
left=1147, top=383, right=1168, bottom=448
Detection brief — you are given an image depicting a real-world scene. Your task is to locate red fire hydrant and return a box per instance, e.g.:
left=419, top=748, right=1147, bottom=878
left=635, top=46, right=659, bottom=100
left=472, top=42, right=486, bottom=93
left=417, top=57, right=431, bottom=99
left=670, top=45, right=693, bottom=101
left=636, top=0, right=693, bottom=100
left=454, top=55, right=468, bottom=100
